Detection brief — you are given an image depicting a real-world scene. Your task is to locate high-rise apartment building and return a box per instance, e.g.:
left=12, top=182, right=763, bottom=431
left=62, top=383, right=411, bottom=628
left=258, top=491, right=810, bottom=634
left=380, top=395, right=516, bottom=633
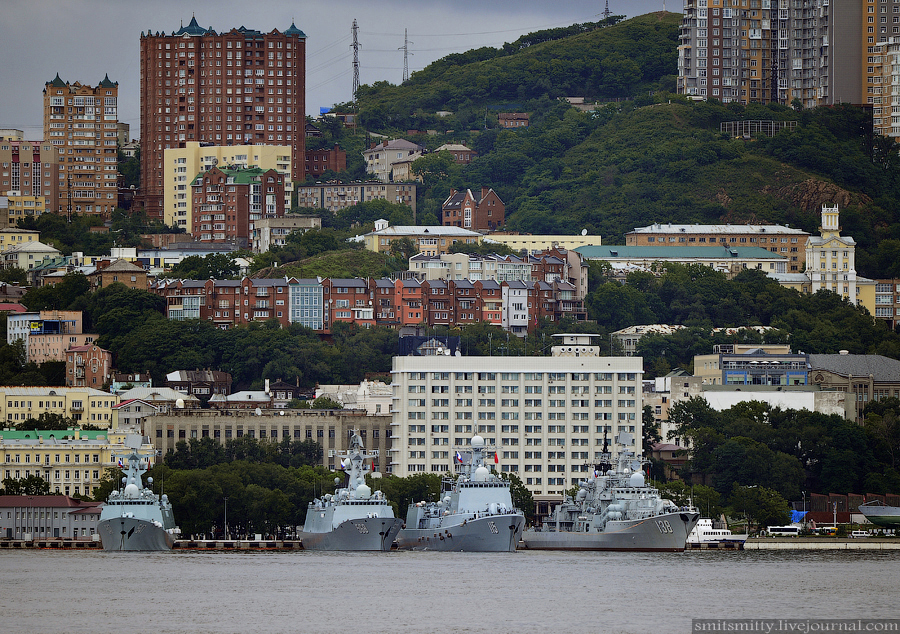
left=0, top=140, right=59, bottom=225
left=43, top=74, right=119, bottom=217
left=677, top=0, right=863, bottom=108
left=138, top=17, right=307, bottom=219
left=873, top=36, right=900, bottom=138
left=390, top=335, right=643, bottom=504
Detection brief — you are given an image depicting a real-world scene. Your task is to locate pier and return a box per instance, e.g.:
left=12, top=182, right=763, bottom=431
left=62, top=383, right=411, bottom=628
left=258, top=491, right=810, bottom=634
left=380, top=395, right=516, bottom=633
left=173, top=539, right=304, bottom=550
left=743, top=538, right=900, bottom=550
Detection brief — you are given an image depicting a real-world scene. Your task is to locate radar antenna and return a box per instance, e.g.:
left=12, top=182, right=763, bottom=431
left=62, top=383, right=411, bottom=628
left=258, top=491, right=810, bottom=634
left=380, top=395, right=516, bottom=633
left=351, top=19, right=361, bottom=100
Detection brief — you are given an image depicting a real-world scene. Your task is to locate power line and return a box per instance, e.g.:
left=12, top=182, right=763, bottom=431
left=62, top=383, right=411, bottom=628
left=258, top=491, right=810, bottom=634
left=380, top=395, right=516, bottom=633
left=361, top=16, right=597, bottom=38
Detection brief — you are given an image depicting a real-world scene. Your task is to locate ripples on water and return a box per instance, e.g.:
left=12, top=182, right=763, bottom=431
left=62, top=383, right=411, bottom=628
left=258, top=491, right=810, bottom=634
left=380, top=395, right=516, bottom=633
left=3, top=549, right=899, bottom=634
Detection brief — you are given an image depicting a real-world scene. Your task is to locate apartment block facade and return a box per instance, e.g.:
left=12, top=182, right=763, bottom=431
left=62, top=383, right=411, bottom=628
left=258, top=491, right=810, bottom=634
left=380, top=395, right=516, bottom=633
left=43, top=74, right=119, bottom=217
left=164, top=142, right=293, bottom=231
left=139, top=17, right=307, bottom=218
left=0, top=387, right=119, bottom=426
left=626, top=222, right=809, bottom=271
left=151, top=275, right=587, bottom=334
left=190, top=166, right=287, bottom=246
left=866, top=36, right=900, bottom=140
left=65, top=344, right=113, bottom=388
left=296, top=181, right=417, bottom=215
left=677, top=0, right=863, bottom=108
left=390, top=336, right=644, bottom=503
left=0, top=141, right=59, bottom=225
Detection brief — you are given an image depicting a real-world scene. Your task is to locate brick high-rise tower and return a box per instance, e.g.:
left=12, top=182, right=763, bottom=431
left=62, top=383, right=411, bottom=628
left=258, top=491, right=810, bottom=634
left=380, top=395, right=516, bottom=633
left=43, top=74, right=119, bottom=218
left=139, top=17, right=306, bottom=219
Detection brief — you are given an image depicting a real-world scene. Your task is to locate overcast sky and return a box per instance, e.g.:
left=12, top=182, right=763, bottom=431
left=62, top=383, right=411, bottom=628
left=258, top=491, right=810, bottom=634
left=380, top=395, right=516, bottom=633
left=1, top=0, right=670, bottom=140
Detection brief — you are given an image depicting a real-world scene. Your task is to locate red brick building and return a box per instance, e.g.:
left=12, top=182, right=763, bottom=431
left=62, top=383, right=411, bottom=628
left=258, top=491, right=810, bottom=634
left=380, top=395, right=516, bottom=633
left=66, top=344, right=113, bottom=388
left=498, top=112, right=529, bottom=128
left=441, top=187, right=505, bottom=231
left=191, top=166, right=287, bottom=247
left=305, top=144, right=346, bottom=178
left=138, top=17, right=307, bottom=218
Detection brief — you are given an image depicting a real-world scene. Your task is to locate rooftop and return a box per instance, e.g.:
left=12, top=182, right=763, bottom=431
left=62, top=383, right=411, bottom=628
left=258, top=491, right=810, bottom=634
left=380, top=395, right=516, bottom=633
left=576, top=245, right=788, bottom=260
left=629, top=223, right=809, bottom=235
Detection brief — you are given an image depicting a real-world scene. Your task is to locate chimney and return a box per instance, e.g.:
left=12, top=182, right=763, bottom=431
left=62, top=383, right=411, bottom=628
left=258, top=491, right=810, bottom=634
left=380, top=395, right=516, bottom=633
left=481, top=186, right=490, bottom=200
left=265, top=378, right=270, bottom=395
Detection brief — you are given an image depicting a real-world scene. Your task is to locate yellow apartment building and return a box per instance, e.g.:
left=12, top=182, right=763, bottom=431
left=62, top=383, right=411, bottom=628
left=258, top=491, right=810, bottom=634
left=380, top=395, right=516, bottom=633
left=0, top=387, right=119, bottom=427
left=0, top=427, right=150, bottom=498
left=164, top=142, right=293, bottom=232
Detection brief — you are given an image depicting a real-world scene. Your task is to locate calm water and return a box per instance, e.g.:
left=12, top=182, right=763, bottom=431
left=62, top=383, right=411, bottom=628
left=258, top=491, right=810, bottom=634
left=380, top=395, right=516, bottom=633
left=3, top=549, right=899, bottom=634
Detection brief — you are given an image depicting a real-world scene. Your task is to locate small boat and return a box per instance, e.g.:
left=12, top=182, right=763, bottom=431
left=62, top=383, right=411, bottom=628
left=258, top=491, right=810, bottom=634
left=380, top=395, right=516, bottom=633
left=396, top=435, right=525, bottom=552
left=858, top=500, right=900, bottom=528
left=98, top=440, right=180, bottom=551
left=299, top=430, right=403, bottom=551
left=687, top=518, right=748, bottom=545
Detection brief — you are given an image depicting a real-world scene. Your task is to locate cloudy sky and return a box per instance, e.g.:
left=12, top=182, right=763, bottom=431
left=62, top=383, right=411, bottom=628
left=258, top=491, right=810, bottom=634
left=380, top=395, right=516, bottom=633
left=1, top=0, right=670, bottom=139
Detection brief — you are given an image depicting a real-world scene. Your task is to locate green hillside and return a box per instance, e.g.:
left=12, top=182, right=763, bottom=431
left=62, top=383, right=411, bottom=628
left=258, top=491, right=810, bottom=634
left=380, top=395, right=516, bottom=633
left=340, top=12, right=900, bottom=279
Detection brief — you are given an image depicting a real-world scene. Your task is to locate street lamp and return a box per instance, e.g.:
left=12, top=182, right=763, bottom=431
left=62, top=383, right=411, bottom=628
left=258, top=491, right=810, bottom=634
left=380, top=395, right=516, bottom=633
left=224, top=496, right=228, bottom=540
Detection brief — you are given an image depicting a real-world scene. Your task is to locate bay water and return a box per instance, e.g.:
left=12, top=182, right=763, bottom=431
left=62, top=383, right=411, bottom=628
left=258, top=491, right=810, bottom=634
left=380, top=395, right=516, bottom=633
left=3, top=549, right=897, bottom=634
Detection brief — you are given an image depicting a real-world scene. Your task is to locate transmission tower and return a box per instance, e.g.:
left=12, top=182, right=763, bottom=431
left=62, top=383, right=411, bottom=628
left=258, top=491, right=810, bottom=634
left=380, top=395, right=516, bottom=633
left=399, top=28, right=413, bottom=83
left=351, top=19, right=361, bottom=100
left=602, top=1, right=611, bottom=20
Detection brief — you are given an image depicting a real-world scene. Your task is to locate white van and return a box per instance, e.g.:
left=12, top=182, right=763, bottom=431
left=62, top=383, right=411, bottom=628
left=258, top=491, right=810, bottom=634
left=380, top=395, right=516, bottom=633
left=849, top=530, right=869, bottom=538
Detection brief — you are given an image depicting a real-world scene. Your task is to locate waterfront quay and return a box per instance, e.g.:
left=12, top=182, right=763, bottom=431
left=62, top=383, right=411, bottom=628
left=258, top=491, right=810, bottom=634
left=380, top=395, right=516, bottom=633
left=0, top=538, right=304, bottom=550
left=744, top=537, right=900, bottom=550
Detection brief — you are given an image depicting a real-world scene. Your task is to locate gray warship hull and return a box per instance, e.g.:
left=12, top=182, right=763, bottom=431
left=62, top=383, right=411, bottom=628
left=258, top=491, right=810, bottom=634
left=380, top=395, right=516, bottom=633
left=396, top=514, right=525, bottom=552
left=299, top=516, right=404, bottom=551
left=520, top=511, right=700, bottom=552
left=98, top=516, right=175, bottom=551
left=859, top=503, right=900, bottom=528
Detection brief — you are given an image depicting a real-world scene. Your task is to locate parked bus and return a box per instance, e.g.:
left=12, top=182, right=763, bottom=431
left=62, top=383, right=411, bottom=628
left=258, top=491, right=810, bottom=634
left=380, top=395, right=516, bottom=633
left=813, top=527, right=837, bottom=536
left=766, top=525, right=800, bottom=536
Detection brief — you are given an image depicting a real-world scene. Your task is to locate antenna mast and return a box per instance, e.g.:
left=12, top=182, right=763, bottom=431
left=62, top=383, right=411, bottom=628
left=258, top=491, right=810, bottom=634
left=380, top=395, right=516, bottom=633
left=603, top=1, right=611, bottom=20
left=351, top=19, right=361, bottom=100
left=399, top=28, right=413, bottom=82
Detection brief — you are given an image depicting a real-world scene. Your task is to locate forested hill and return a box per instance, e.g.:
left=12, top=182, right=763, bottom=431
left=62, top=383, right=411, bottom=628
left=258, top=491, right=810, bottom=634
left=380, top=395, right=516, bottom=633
left=344, top=12, right=900, bottom=279
left=354, top=12, right=679, bottom=129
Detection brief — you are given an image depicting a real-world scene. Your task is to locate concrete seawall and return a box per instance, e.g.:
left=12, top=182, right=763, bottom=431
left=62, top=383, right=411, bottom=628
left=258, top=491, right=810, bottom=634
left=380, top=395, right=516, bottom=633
left=744, top=538, right=900, bottom=550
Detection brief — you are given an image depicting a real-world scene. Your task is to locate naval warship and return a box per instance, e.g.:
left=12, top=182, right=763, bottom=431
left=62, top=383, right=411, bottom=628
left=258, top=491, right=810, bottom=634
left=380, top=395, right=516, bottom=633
left=98, top=438, right=180, bottom=551
left=521, top=441, right=699, bottom=552
left=299, top=431, right=403, bottom=551
left=396, top=435, right=525, bottom=552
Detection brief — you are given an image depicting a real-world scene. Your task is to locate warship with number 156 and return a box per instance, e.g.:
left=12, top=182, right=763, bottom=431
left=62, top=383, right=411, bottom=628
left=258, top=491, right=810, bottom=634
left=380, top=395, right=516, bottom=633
left=396, top=435, right=525, bottom=552
left=299, top=431, right=403, bottom=551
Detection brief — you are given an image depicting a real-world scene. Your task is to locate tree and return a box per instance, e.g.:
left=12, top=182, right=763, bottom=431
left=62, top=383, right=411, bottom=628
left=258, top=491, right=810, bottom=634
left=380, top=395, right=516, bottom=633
left=165, top=253, right=238, bottom=280
left=16, top=412, right=78, bottom=431
left=389, top=236, right=419, bottom=262
left=310, top=396, right=343, bottom=410
left=642, top=405, right=661, bottom=456
left=1, top=475, right=51, bottom=496
left=0, top=267, right=27, bottom=285
left=727, top=484, right=790, bottom=533
left=499, top=471, right=535, bottom=525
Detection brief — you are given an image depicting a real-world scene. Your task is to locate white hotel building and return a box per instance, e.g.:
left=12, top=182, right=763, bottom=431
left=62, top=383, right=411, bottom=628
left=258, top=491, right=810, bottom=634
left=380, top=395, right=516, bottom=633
left=390, top=335, right=643, bottom=504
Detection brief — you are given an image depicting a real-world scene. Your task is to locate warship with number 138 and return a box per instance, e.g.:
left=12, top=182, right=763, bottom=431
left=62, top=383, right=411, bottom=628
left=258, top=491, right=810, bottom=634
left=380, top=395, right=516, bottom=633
left=521, top=436, right=699, bottom=552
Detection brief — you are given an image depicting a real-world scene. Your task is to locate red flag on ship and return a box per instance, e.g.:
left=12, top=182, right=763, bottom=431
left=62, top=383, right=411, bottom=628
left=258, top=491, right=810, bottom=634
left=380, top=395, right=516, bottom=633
left=494, top=452, right=499, bottom=464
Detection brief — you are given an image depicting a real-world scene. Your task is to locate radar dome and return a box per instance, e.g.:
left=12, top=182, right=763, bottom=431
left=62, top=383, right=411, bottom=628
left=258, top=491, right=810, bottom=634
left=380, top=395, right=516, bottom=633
left=354, top=484, right=371, bottom=499
left=470, top=435, right=485, bottom=449
left=473, top=466, right=489, bottom=482
left=124, top=483, right=141, bottom=499
left=629, top=472, right=646, bottom=487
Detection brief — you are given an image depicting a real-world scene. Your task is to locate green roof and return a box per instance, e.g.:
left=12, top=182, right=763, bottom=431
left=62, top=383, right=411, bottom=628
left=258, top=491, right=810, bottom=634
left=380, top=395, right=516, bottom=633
left=284, top=22, right=307, bottom=38
left=190, top=166, right=274, bottom=186
left=0, top=429, right=110, bottom=441
left=99, top=74, right=117, bottom=88
left=575, top=245, right=787, bottom=259
left=48, top=73, right=66, bottom=88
